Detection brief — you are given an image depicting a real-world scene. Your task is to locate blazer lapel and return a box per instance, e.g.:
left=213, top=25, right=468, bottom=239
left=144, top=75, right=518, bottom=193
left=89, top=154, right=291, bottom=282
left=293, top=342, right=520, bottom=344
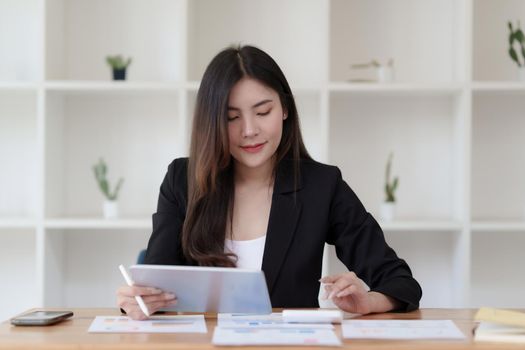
left=262, top=159, right=303, bottom=295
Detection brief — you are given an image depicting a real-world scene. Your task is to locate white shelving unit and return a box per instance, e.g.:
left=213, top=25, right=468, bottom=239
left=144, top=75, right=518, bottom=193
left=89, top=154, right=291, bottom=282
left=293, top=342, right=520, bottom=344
left=1, top=0, right=525, bottom=321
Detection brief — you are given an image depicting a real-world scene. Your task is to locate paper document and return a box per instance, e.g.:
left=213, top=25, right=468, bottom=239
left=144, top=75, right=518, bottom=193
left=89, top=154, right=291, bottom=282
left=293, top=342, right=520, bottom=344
left=218, top=313, right=333, bottom=329
left=212, top=326, right=342, bottom=346
left=342, top=320, right=465, bottom=340
left=88, top=315, right=207, bottom=333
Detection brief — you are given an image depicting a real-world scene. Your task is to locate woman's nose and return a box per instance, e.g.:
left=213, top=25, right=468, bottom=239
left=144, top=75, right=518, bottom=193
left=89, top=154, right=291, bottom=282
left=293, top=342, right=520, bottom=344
left=241, top=117, right=259, bottom=138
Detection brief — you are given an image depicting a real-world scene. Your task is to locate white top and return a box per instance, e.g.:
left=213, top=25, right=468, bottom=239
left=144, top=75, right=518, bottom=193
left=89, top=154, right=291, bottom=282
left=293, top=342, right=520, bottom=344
left=224, top=235, right=267, bottom=270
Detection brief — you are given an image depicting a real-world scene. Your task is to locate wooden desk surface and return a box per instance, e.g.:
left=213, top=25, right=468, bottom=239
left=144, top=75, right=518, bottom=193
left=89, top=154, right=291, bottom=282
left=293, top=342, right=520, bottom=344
left=0, top=308, right=521, bottom=349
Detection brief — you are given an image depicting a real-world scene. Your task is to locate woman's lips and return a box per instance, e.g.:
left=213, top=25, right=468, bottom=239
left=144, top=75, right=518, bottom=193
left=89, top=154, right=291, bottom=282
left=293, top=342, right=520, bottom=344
left=241, top=142, right=266, bottom=153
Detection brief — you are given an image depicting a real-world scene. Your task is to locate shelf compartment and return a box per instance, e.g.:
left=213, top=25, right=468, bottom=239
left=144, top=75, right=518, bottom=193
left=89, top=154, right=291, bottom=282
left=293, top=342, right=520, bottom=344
left=42, top=229, right=150, bottom=308
left=471, top=230, right=525, bottom=308
left=0, top=0, right=41, bottom=81
left=328, top=93, right=462, bottom=221
left=45, top=0, right=186, bottom=81
left=473, top=0, right=525, bottom=82
left=187, top=0, right=327, bottom=84
left=472, top=94, right=525, bottom=220
left=0, top=92, right=38, bottom=218
left=330, top=0, right=462, bottom=83
left=0, top=229, right=37, bottom=322
left=44, top=92, right=183, bottom=218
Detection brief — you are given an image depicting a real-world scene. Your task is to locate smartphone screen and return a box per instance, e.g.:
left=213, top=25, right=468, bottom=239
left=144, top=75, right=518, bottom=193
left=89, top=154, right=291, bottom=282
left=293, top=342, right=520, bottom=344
left=11, top=311, right=73, bottom=326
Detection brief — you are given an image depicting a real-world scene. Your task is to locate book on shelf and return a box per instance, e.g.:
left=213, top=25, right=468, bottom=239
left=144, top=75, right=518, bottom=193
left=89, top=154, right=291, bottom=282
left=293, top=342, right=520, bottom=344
left=474, top=307, right=525, bottom=343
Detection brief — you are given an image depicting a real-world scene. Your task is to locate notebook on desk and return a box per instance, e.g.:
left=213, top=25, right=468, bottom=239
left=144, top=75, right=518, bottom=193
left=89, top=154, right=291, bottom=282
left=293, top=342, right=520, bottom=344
left=474, top=307, right=525, bottom=343
left=129, top=264, right=272, bottom=314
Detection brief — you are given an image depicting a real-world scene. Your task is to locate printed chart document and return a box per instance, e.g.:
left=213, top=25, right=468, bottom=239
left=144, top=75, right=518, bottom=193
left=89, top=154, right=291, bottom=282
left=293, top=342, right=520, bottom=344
left=88, top=315, right=207, bottom=333
left=218, top=313, right=333, bottom=329
left=212, top=327, right=342, bottom=346
left=342, top=320, right=465, bottom=340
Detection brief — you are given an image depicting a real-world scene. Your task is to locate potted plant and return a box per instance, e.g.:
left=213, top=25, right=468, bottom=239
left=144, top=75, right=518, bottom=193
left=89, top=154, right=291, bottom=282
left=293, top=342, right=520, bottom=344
left=93, top=158, right=124, bottom=219
left=106, top=55, right=132, bottom=81
left=507, top=21, right=525, bottom=81
left=380, top=153, right=398, bottom=221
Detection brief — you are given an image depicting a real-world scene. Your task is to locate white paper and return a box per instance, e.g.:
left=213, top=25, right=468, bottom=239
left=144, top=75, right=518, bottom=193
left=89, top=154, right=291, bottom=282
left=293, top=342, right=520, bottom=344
left=217, top=313, right=333, bottom=329
left=342, top=320, right=465, bottom=340
left=212, top=326, right=342, bottom=346
left=88, top=315, right=207, bottom=333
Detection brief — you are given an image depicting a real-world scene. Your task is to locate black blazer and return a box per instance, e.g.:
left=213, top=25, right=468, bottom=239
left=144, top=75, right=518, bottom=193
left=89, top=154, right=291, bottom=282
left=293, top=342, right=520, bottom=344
left=145, top=157, right=422, bottom=311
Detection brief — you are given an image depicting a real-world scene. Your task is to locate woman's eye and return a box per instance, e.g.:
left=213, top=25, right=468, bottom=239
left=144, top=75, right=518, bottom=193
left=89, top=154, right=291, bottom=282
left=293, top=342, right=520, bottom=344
left=227, top=116, right=239, bottom=121
left=257, top=110, right=271, bottom=116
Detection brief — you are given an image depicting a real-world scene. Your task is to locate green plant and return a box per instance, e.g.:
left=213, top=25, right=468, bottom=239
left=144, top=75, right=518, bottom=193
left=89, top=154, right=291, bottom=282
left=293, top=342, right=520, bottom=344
left=92, top=158, right=124, bottom=201
left=384, top=153, right=399, bottom=203
left=508, top=21, right=525, bottom=67
left=106, top=55, right=132, bottom=70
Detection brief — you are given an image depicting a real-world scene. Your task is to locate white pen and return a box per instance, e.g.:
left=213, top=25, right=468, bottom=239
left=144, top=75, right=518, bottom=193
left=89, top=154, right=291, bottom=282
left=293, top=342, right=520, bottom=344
left=118, top=264, right=150, bottom=317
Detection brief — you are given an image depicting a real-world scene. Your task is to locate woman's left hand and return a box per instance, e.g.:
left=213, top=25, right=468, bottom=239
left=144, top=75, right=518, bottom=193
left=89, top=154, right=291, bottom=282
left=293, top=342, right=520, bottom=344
left=320, top=272, right=400, bottom=314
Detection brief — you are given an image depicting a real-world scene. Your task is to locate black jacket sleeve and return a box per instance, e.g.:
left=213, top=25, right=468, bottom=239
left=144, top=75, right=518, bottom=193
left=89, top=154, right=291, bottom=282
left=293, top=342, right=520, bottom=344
left=326, top=167, right=422, bottom=311
left=144, top=158, right=189, bottom=265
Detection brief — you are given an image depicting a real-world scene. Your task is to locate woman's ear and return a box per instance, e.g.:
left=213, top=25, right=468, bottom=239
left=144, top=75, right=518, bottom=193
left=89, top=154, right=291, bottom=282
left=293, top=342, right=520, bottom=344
left=283, top=110, right=288, bottom=120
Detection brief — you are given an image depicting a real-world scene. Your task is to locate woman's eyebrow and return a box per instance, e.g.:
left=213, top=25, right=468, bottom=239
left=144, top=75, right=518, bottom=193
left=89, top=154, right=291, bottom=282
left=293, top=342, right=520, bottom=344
left=228, top=99, right=273, bottom=111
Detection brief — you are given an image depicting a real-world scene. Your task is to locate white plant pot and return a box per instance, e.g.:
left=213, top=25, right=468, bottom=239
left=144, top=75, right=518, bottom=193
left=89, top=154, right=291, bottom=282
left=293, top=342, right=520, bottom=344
left=103, top=200, right=119, bottom=219
left=377, top=66, right=394, bottom=83
left=519, top=68, right=525, bottom=82
left=380, top=202, right=396, bottom=222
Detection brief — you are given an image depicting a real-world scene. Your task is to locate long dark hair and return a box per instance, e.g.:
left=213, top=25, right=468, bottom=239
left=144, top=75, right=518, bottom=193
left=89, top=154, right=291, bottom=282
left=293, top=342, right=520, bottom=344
left=182, top=45, right=311, bottom=266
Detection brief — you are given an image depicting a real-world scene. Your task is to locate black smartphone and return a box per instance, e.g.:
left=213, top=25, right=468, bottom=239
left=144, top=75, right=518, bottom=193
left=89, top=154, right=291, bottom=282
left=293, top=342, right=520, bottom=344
left=10, top=311, right=74, bottom=326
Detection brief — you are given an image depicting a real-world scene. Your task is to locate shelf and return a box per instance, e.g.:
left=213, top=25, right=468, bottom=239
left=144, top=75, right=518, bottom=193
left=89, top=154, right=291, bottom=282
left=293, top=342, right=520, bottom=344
left=472, top=81, right=525, bottom=93
left=0, top=218, right=36, bottom=229
left=380, top=220, right=463, bottom=232
left=44, top=218, right=151, bottom=230
left=328, top=82, right=463, bottom=95
left=45, top=81, right=182, bottom=94
left=0, top=82, right=39, bottom=91
left=471, top=221, right=525, bottom=232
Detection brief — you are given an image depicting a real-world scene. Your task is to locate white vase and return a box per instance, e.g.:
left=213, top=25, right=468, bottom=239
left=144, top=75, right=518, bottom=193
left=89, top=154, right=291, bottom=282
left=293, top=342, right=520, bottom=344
left=377, top=66, right=394, bottom=83
left=380, top=202, right=396, bottom=222
left=519, top=68, right=525, bottom=82
left=103, top=200, right=119, bottom=219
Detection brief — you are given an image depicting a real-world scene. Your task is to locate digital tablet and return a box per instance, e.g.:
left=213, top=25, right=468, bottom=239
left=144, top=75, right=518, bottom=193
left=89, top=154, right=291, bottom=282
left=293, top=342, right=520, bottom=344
left=129, top=264, right=272, bottom=314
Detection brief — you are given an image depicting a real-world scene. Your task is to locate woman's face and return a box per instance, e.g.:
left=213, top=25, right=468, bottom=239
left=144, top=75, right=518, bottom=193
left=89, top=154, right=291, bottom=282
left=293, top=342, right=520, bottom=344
left=227, top=77, right=287, bottom=174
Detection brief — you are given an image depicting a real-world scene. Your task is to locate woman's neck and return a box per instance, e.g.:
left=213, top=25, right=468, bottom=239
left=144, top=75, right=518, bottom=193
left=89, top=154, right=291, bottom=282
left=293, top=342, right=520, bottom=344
left=234, top=158, right=275, bottom=189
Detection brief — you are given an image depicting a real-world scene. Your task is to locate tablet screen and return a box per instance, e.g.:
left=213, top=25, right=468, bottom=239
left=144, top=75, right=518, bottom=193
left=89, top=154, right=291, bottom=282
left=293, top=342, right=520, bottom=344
left=129, top=264, right=272, bottom=314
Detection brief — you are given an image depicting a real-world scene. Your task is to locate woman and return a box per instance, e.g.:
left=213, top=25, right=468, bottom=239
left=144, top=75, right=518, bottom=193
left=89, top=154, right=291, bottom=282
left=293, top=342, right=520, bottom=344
left=117, top=45, right=422, bottom=320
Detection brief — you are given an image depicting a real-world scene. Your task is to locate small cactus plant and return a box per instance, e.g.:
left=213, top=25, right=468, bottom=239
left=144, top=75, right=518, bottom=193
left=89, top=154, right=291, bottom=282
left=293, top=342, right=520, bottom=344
left=508, top=21, right=525, bottom=67
left=106, top=55, right=132, bottom=70
left=93, top=158, right=124, bottom=201
left=385, top=153, right=399, bottom=203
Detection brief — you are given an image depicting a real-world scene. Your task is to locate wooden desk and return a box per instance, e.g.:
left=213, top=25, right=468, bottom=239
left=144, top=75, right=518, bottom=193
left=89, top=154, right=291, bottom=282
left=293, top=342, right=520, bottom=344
left=0, top=308, right=521, bottom=349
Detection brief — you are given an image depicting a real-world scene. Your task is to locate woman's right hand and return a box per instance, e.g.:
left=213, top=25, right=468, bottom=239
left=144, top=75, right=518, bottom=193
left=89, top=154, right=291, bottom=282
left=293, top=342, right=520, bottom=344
left=116, top=285, right=178, bottom=320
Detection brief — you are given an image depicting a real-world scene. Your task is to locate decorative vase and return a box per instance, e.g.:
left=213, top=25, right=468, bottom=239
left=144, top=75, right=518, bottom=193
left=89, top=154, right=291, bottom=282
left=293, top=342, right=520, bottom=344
left=377, top=66, right=394, bottom=83
left=103, top=200, right=119, bottom=219
left=380, top=202, right=396, bottom=221
left=112, top=68, right=126, bottom=81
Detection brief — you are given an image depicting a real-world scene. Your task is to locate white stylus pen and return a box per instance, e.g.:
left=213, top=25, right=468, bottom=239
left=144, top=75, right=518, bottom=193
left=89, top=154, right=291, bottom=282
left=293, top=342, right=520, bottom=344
left=118, top=264, right=150, bottom=317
